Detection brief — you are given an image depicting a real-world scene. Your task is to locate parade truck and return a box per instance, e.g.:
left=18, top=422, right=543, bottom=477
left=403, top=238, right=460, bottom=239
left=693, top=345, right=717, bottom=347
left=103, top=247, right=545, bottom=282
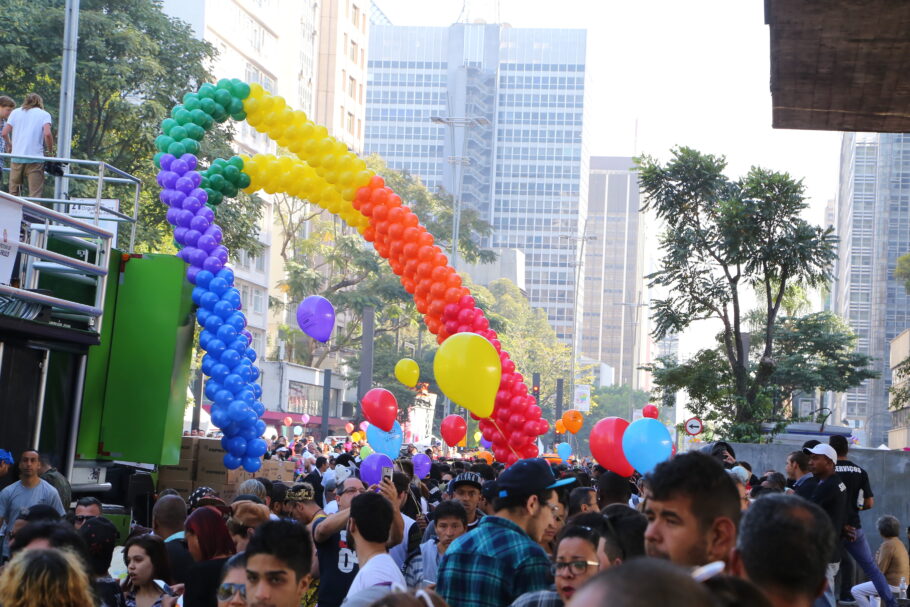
left=0, top=157, right=196, bottom=524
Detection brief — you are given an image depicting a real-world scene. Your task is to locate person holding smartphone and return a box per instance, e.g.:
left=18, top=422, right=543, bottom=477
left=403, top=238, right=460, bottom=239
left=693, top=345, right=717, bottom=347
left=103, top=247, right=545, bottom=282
left=122, top=534, right=175, bottom=607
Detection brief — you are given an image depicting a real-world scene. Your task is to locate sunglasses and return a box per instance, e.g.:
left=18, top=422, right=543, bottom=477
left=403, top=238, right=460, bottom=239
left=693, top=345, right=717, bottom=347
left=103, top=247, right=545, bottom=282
left=216, top=582, right=246, bottom=602
left=74, top=515, right=96, bottom=523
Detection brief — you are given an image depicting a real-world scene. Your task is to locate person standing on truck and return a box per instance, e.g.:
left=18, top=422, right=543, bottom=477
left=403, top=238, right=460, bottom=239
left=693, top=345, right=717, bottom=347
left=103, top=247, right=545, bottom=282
left=0, top=450, right=65, bottom=562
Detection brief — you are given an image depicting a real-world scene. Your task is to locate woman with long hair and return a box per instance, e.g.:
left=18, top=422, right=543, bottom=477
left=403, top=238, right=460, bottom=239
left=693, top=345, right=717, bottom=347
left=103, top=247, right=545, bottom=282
left=183, top=506, right=236, bottom=607
left=0, top=547, right=95, bottom=607
left=122, top=534, right=174, bottom=607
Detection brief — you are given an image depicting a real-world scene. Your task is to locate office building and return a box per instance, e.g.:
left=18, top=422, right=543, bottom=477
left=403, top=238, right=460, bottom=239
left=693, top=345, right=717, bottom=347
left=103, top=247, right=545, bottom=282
left=365, top=23, right=589, bottom=344
left=833, top=133, right=910, bottom=446
left=581, top=157, right=645, bottom=387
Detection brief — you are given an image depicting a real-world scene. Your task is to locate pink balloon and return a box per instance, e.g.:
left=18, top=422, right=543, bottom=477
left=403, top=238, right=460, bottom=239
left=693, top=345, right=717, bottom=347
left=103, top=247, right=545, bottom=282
left=359, top=421, right=370, bottom=432
left=301, top=414, right=311, bottom=424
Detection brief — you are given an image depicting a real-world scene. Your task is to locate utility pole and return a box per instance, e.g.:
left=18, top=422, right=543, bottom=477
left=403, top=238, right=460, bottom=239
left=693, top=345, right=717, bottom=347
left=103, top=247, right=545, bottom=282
left=560, top=220, right=594, bottom=402
left=356, top=306, right=375, bottom=419
left=55, top=0, right=80, bottom=201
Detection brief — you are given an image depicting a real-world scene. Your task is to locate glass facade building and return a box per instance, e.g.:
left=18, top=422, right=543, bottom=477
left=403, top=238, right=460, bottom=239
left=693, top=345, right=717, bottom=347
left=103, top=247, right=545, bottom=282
left=834, top=133, right=910, bottom=445
left=365, top=23, right=589, bottom=343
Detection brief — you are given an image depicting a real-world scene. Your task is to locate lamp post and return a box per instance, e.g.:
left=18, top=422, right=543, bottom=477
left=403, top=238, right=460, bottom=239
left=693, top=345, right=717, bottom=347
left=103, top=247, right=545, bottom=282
left=560, top=221, right=594, bottom=402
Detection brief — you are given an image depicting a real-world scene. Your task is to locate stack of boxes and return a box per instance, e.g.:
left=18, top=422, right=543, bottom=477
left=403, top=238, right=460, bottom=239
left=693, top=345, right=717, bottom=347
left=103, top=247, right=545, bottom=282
left=157, top=436, right=299, bottom=501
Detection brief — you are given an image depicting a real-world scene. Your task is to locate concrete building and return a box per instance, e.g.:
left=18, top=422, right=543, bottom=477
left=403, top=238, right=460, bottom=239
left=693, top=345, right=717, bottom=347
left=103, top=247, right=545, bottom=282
left=581, top=157, right=645, bottom=388
left=461, top=248, right=526, bottom=291
left=888, top=328, right=910, bottom=448
left=833, top=133, right=910, bottom=446
left=364, top=23, right=589, bottom=348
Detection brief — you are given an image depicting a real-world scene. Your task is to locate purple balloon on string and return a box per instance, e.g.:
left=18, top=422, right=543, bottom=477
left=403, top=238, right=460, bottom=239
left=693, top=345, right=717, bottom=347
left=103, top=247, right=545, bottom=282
left=296, top=295, right=335, bottom=342
left=360, top=453, right=394, bottom=486
left=241, top=329, right=253, bottom=346
left=412, top=453, right=431, bottom=479
left=480, top=437, right=492, bottom=449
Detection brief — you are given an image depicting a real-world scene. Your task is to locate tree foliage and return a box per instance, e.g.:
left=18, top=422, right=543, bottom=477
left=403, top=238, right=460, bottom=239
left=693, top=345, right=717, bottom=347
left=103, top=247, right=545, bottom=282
left=0, top=0, right=263, bottom=253
left=638, top=147, right=838, bottom=440
left=558, top=385, right=653, bottom=454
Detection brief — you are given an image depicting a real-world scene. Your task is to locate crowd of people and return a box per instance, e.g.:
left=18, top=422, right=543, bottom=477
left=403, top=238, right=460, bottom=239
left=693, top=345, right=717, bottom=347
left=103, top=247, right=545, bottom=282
left=0, top=434, right=907, bottom=607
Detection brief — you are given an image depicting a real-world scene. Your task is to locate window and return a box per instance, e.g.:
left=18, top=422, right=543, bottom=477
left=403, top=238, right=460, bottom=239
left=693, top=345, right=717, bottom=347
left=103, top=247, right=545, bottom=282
left=351, top=4, right=360, bottom=26
left=255, top=253, right=265, bottom=272
left=347, top=112, right=355, bottom=134
left=240, top=284, right=251, bottom=311
left=252, top=287, right=264, bottom=314
left=348, top=76, right=356, bottom=98
left=349, top=41, right=358, bottom=63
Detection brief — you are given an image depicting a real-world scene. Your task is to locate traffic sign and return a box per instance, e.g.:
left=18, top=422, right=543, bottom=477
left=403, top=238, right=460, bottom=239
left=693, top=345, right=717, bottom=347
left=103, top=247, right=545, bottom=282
left=684, top=417, right=704, bottom=436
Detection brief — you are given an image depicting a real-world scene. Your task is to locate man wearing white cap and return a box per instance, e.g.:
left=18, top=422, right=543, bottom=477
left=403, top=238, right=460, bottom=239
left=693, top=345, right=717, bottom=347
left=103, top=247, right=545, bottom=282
left=803, top=443, right=848, bottom=607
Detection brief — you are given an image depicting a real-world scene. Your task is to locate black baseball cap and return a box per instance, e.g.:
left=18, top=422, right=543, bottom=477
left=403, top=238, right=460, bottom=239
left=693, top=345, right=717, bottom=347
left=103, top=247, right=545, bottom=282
left=496, top=458, right=576, bottom=498
left=448, top=472, right=483, bottom=493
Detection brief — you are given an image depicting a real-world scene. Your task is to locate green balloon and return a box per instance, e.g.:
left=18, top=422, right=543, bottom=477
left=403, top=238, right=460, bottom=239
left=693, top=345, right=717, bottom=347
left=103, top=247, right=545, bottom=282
left=199, top=97, right=216, bottom=115
left=199, top=177, right=210, bottom=189
left=168, top=125, right=188, bottom=141
left=181, top=138, right=199, bottom=154
left=155, top=135, right=174, bottom=153
left=153, top=151, right=165, bottom=168
left=190, top=109, right=208, bottom=126
left=211, top=104, right=229, bottom=123
left=167, top=141, right=187, bottom=157
left=170, top=104, right=186, bottom=119
left=202, top=114, right=214, bottom=129
left=222, top=165, right=241, bottom=184
left=216, top=78, right=233, bottom=91
left=231, top=81, right=251, bottom=100
left=209, top=190, right=223, bottom=205
left=228, top=97, right=244, bottom=116
left=236, top=173, right=251, bottom=189
left=198, top=83, right=216, bottom=99
left=228, top=156, right=244, bottom=169
left=206, top=202, right=218, bottom=213
left=213, top=89, right=233, bottom=107
left=213, top=157, right=228, bottom=167
left=208, top=173, right=226, bottom=190
left=160, top=118, right=178, bottom=134
left=223, top=184, right=238, bottom=198
left=184, top=123, right=205, bottom=141
left=184, top=96, right=201, bottom=111
left=230, top=110, right=247, bottom=122
left=173, top=109, right=192, bottom=125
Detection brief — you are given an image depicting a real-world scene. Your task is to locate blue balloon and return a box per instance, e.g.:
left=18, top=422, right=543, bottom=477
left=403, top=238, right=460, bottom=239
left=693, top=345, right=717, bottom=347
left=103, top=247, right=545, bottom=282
left=216, top=323, right=237, bottom=343
left=199, top=330, right=214, bottom=350
left=226, top=313, right=246, bottom=331
left=208, top=276, right=229, bottom=296
left=214, top=389, right=234, bottom=406
left=200, top=353, right=216, bottom=375
left=220, top=435, right=232, bottom=451
left=366, top=420, right=403, bottom=460
left=222, top=421, right=240, bottom=437
left=228, top=400, right=249, bottom=421
left=204, top=380, right=222, bottom=401
left=191, top=286, right=206, bottom=305
left=221, top=288, right=241, bottom=309
left=622, top=418, right=673, bottom=475
left=203, top=313, right=224, bottom=331
left=213, top=300, right=235, bottom=320
left=223, top=453, right=242, bottom=470
left=228, top=436, right=248, bottom=457
left=224, top=373, right=245, bottom=393
left=245, top=347, right=257, bottom=362
left=206, top=339, right=227, bottom=359
left=252, top=384, right=263, bottom=399
left=236, top=389, right=255, bottom=403
left=217, top=267, right=235, bottom=285
left=239, top=424, right=259, bottom=441
left=210, top=406, right=230, bottom=428
left=252, top=400, right=265, bottom=416
left=557, top=442, right=573, bottom=461
left=228, top=338, right=249, bottom=353
left=199, top=291, right=220, bottom=310
left=234, top=364, right=253, bottom=382
left=220, top=348, right=241, bottom=368
left=246, top=438, right=267, bottom=457
left=255, top=419, right=266, bottom=436
left=195, top=269, right=214, bottom=289
left=196, top=308, right=211, bottom=325
left=210, top=363, right=230, bottom=382
left=249, top=366, right=260, bottom=382
left=242, top=456, right=261, bottom=473
left=241, top=408, right=258, bottom=426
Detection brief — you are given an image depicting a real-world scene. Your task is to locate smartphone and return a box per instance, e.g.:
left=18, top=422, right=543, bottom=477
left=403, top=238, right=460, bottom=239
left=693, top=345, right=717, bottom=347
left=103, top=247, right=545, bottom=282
left=382, top=465, right=393, bottom=484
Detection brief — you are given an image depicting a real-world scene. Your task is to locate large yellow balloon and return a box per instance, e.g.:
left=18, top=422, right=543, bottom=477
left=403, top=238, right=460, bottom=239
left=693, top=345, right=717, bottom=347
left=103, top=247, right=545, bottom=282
left=433, top=333, right=501, bottom=419
left=394, top=358, right=420, bottom=388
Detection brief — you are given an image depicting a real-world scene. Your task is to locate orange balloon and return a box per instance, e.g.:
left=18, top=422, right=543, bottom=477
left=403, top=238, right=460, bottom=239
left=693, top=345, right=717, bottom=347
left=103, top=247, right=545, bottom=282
left=476, top=451, right=493, bottom=465
left=562, top=409, right=584, bottom=434
left=555, top=419, right=566, bottom=434
left=345, top=422, right=355, bottom=434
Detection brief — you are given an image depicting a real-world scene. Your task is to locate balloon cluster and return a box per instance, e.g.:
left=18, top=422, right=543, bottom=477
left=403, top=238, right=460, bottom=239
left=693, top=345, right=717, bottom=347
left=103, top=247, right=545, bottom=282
left=590, top=406, right=672, bottom=476
left=154, top=79, right=267, bottom=473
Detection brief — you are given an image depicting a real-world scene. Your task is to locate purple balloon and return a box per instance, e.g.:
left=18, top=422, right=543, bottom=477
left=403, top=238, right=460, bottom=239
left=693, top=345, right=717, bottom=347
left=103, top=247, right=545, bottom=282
left=203, top=255, right=224, bottom=273
left=186, top=247, right=208, bottom=267
left=241, top=329, right=253, bottom=345
left=413, top=453, right=431, bottom=479
left=176, top=209, right=194, bottom=227
left=170, top=190, right=186, bottom=208
left=212, top=245, right=228, bottom=263
left=173, top=226, right=188, bottom=244
left=184, top=229, right=201, bottom=246
left=186, top=266, right=201, bottom=284
left=296, top=295, right=335, bottom=342
left=175, top=177, right=194, bottom=194
left=360, top=453, right=395, bottom=487
left=206, top=226, right=223, bottom=244
left=190, top=215, right=210, bottom=232
left=197, top=233, right=218, bottom=253
left=188, top=171, right=202, bottom=187
left=196, top=206, right=214, bottom=222
left=171, top=159, right=189, bottom=175
left=182, top=196, right=202, bottom=213
left=159, top=153, right=176, bottom=170
left=180, top=153, right=198, bottom=171
left=160, top=171, right=178, bottom=189
left=480, top=437, right=492, bottom=449
left=166, top=207, right=180, bottom=225
left=190, top=188, right=208, bottom=203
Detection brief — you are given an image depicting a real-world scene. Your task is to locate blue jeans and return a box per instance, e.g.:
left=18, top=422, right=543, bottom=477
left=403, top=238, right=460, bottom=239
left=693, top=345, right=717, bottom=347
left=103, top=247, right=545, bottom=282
left=844, top=528, right=896, bottom=607
left=814, top=562, right=840, bottom=607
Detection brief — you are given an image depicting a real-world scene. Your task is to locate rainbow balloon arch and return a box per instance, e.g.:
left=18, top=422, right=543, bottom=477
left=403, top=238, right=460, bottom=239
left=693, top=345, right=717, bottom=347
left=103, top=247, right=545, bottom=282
left=153, top=79, right=547, bottom=472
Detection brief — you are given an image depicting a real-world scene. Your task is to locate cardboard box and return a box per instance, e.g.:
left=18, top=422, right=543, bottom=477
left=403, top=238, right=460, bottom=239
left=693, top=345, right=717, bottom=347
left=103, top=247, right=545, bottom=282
left=157, top=479, right=193, bottom=499
left=219, top=483, right=239, bottom=503
left=158, top=460, right=196, bottom=483
left=179, top=437, right=199, bottom=462
left=196, top=464, right=252, bottom=489
left=197, top=438, right=226, bottom=464
left=258, top=460, right=296, bottom=482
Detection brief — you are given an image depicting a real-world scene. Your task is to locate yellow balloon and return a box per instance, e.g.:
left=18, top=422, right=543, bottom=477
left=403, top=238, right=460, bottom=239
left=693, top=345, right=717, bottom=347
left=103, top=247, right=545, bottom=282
left=433, top=333, right=501, bottom=419
left=474, top=431, right=482, bottom=444
left=394, top=358, right=420, bottom=388
left=351, top=431, right=362, bottom=442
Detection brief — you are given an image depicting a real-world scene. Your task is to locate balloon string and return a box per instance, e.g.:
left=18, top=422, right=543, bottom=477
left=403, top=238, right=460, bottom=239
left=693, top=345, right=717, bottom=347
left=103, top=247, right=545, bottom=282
left=488, top=418, right=522, bottom=460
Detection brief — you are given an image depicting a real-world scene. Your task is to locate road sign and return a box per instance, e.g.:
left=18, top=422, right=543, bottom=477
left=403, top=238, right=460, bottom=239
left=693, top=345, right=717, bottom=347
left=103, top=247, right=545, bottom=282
left=684, top=417, right=704, bottom=436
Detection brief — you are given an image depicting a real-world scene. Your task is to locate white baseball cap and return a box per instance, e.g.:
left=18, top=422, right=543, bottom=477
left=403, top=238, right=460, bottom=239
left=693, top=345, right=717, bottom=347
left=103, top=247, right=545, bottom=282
left=803, top=443, right=837, bottom=464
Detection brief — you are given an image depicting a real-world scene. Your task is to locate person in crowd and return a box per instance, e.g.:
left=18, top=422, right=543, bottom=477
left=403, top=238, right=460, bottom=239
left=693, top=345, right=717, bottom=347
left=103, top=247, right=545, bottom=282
left=254, top=477, right=277, bottom=513
left=538, top=490, right=567, bottom=556
left=227, top=499, right=271, bottom=552
left=785, top=450, right=817, bottom=498
left=512, top=524, right=602, bottom=607
left=270, top=482, right=290, bottom=517
left=216, top=553, right=247, bottom=607
left=343, top=491, right=407, bottom=602
left=703, top=575, right=773, bottom=607
left=244, top=520, right=321, bottom=607
left=187, top=486, right=218, bottom=513
left=78, top=516, right=126, bottom=607
left=184, top=505, right=237, bottom=607
left=727, top=470, right=751, bottom=511
left=38, top=453, right=71, bottom=510
left=74, top=496, right=102, bottom=529
left=424, top=472, right=485, bottom=541
left=567, top=487, right=597, bottom=518
left=151, top=494, right=193, bottom=585
left=286, top=482, right=325, bottom=526
left=303, top=456, right=328, bottom=506
left=122, top=534, right=174, bottom=607
left=0, top=448, right=13, bottom=482
left=312, top=477, right=402, bottom=607
left=404, top=500, right=467, bottom=588
left=7, top=504, right=62, bottom=549
left=0, top=96, right=15, bottom=189
left=567, top=557, right=715, bottom=607
left=0, top=450, right=65, bottom=561
left=436, top=458, right=574, bottom=607
left=829, top=436, right=897, bottom=607
left=701, top=441, right=737, bottom=469
left=369, top=589, right=449, bottom=607
left=236, top=478, right=269, bottom=506
left=643, top=451, right=740, bottom=568
left=391, top=472, right=423, bottom=568
left=1, top=93, right=54, bottom=198
left=850, top=515, right=910, bottom=607
left=602, top=504, right=648, bottom=565
left=324, top=478, right=339, bottom=514
left=730, top=493, right=835, bottom=607
left=803, top=442, right=848, bottom=607
left=0, top=547, right=96, bottom=607
left=596, top=471, right=631, bottom=510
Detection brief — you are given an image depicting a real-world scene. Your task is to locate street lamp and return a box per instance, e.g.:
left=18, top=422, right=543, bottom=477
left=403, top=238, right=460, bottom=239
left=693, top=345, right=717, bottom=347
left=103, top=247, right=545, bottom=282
left=428, top=115, right=490, bottom=270
left=559, top=222, right=594, bottom=401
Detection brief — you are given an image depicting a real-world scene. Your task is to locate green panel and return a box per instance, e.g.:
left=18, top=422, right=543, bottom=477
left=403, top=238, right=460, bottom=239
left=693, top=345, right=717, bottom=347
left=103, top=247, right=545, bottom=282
left=99, top=254, right=194, bottom=465
left=76, top=249, right=122, bottom=461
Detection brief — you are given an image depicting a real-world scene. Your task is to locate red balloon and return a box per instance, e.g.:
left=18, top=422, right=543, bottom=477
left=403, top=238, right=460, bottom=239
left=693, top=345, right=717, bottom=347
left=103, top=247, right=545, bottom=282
left=361, top=388, right=398, bottom=432
left=440, top=414, right=467, bottom=446
left=283, top=416, right=292, bottom=427
left=643, top=404, right=659, bottom=419
left=590, top=417, right=635, bottom=477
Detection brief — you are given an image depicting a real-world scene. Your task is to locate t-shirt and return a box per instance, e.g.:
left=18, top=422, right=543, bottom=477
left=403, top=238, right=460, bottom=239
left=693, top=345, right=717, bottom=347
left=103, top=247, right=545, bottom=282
left=809, top=473, right=847, bottom=560
left=313, top=518, right=360, bottom=607
left=0, top=479, right=65, bottom=557
left=344, top=553, right=406, bottom=599
left=7, top=107, right=51, bottom=162
left=834, top=459, right=873, bottom=528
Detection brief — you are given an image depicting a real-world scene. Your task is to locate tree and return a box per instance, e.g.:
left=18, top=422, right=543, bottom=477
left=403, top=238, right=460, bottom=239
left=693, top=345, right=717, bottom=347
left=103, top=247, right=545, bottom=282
left=891, top=256, right=910, bottom=410
left=0, top=0, right=263, bottom=254
left=639, top=147, right=837, bottom=440
left=558, top=385, right=653, bottom=455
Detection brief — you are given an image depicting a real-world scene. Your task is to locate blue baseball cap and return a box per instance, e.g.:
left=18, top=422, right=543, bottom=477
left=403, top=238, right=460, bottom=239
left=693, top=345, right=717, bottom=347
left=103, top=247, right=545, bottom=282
left=0, top=450, right=13, bottom=466
left=496, top=458, right=576, bottom=498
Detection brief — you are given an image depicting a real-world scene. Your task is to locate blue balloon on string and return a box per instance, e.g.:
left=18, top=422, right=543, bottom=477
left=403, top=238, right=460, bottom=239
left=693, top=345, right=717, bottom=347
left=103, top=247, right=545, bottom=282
left=366, top=420, right=403, bottom=460
left=557, top=442, right=573, bottom=461
left=622, top=418, right=673, bottom=474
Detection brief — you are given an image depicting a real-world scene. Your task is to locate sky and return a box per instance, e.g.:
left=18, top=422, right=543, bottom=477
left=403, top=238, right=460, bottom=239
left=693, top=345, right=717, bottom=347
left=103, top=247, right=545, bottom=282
left=375, top=0, right=842, bottom=224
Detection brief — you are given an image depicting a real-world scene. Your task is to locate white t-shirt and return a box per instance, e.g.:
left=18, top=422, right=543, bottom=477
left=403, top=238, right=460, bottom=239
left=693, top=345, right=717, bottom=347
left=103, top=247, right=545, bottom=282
left=344, top=553, right=406, bottom=598
left=8, top=107, right=51, bottom=160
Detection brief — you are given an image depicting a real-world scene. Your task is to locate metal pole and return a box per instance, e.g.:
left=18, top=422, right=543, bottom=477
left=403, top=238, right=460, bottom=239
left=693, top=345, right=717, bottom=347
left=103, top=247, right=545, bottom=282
left=321, top=368, right=332, bottom=441
left=55, top=0, right=80, bottom=202
left=555, top=378, right=564, bottom=448
left=191, top=367, right=203, bottom=432
left=357, top=306, right=375, bottom=417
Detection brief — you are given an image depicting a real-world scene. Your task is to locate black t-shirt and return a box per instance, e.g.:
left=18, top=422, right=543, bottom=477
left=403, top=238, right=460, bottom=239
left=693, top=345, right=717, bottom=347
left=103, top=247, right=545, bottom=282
left=184, top=557, right=228, bottom=607
left=809, top=473, right=848, bottom=560
left=834, top=459, right=873, bottom=528
left=794, top=474, right=819, bottom=500
left=313, top=517, right=359, bottom=607
left=164, top=538, right=195, bottom=585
